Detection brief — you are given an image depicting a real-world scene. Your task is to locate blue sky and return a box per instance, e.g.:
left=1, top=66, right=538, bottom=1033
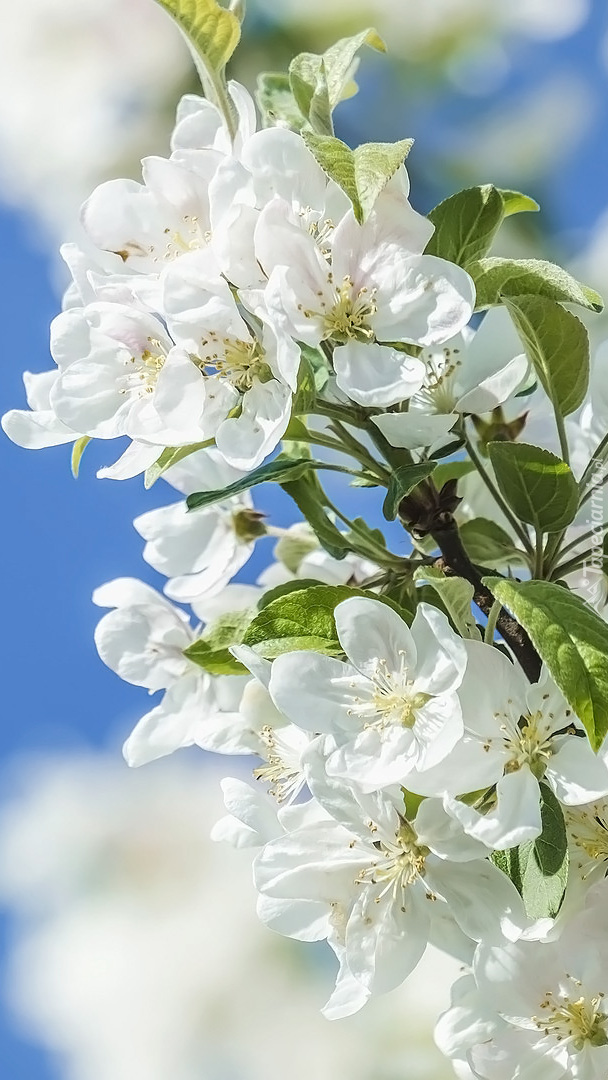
left=2, top=6, right=608, bottom=1075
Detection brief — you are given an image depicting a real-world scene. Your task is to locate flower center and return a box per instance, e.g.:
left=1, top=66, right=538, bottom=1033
left=122, top=337, right=167, bottom=396
left=415, top=346, right=462, bottom=414
left=252, top=725, right=305, bottom=804
left=567, top=805, right=608, bottom=865
left=323, top=275, right=378, bottom=344
left=355, top=820, right=430, bottom=910
left=159, top=215, right=209, bottom=262
left=349, top=655, right=430, bottom=732
left=503, top=710, right=554, bottom=780
left=535, top=982, right=608, bottom=1051
left=199, top=334, right=269, bottom=393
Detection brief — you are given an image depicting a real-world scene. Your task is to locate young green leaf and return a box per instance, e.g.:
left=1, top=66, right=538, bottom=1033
left=153, top=0, right=240, bottom=73
left=414, top=566, right=481, bottom=640
left=483, top=577, right=608, bottom=750
left=459, top=518, right=524, bottom=568
left=383, top=462, right=437, bottom=521
left=425, top=185, right=539, bottom=268
left=242, top=583, right=409, bottom=658
left=493, top=784, right=568, bottom=920
left=71, top=436, right=91, bottom=478
left=488, top=442, right=579, bottom=534
left=186, top=457, right=331, bottom=510
left=471, top=257, right=603, bottom=313
left=144, top=441, right=212, bottom=490
left=280, top=471, right=350, bottom=560
left=302, top=133, right=414, bottom=224
left=504, top=295, right=589, bottom=418
left=184, top=609, right=254, bottom=675
left=256, top=72, right=304, bottom=130
left=288, top=28, right=385, bottom=135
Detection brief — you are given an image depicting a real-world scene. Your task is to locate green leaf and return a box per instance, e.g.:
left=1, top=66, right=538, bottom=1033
left=256, top=577, right=329, bottom=610
left=153, top=0, right=240, bottom=73
left=488, top=442, right=579, bottom=534
left=470, top=257, right=603, bottom=312
left=425, top=185, right=539, bottom=268
left=242, top=583, right=409, bottom=658
left=483, top=577, right=608, bottom=750
left=503, top=296, right=590, bottom=418
left=288, top=28, right=385, bottom=135
left=432, top=459, right=476, bottom=490
left=302, top=132, right=414, bottom=224
left=459, top=518, right=524, bottom=568
left=414, top=566, right=481, bottom=640
left=256, top=72, right=304, bottom=130
left=187, top=457, right=316, bottom=510
left=383, top=462, right=437, bottom=521
left=493, top=784, right=568, bottom=919
left=280, top=471, right=350, bottom=560
left=144, top=442, right=212, bottom=489
left=292, top=345, right=329, bottom=415
left=71, top=436, right=91, bottom=478
left=184, top=609, right=254, bottom=675
left=500, top=189, right=540, bottom=217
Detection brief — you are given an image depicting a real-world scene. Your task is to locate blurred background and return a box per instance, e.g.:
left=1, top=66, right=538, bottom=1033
left=1, top=0, right=608, bottom=1076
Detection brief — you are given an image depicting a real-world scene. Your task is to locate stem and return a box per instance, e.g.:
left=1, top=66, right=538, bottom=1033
left=484, top=598, right=502, bottom=645
left=429, top=517, right=541, bottom=682
left=552, top=522, right=608, bottom=562
left=553, top=403, right=570, bottom=466
left=463, top=426, right=534, bottom=555
left=578, top=432, right=608, bottom=497
left=534, top=526, right=545, bottom=579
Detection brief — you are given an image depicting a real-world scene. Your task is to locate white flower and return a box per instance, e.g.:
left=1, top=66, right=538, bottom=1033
left=257, top=522, right=379, bottom=590
left=255, top=777, right=525, bottom=1017
left=92, top=577, right=254, bottom=766
left=171, top=81, right=257, bottom=156
left=1, top=369, right=81, bottom=450
left=133, top=448, right=263, bottom=604
left=372, top=308, right=530, bottom=450
left=258, top=174, right=475, bottom=407
left=48, top=301, right=210, bottom=447
left=409, top=642, right=608, bottom=849
left=269, top=597, right=466, bottom=791
left=160, top=250, right=300, bottom=469
left=436, top=879, right=608, bottom=1080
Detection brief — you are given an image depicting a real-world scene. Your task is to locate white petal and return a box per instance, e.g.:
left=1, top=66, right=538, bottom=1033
left=445, top=768, right=542, bottom=849
left=371, top=410, right=458, bottom=450
left=335, top=595, right=417, bottom=680
left=345, top=884, right=429, bottom=994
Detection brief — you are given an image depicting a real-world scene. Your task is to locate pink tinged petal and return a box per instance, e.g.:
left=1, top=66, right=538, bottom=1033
left=333, top=341, right=425, bottom=407
left=371, top=410, right=458, bottom=450
left=214, top=377, right=292, bottom=471
left=413, top=695, right=464, bottom=771
left=122, top=673, right=213, bottom=766
left=411, top=603, right=467, bottom=694
left=415, top=798, right=491, bottom=861
left=335, top=595, right=417, bottom=680
left=269, top=652, right=367, bottom=735
left=547, top=736, right=608, bottom=805
left=345, top=883, right=430, bottom=994
left=96, top=440, right=160, bottom=480
left=456, top=352, right=530, bottom=414
left=371, top=253, right=476, bottom=347
left=445, top=768, right=542, bottom=850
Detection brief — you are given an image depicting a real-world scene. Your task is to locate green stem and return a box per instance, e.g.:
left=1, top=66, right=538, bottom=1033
left=553, top=403, right=570, bottom=466
left=484, top=598, right=502, bottom=645
left=552, top=522, right=608, bottom=562
left=578, top=432, right=608, bottom=497
left=463, top=426, right=534, bottom=555
left=534, top=526, right=545, bottom=579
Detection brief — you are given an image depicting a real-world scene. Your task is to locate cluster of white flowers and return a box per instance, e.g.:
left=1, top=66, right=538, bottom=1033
left=5, top=9, right=608, bottom=1078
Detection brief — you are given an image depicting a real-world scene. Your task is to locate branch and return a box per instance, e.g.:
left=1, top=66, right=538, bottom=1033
left=430, top=517, right=541, bottom=683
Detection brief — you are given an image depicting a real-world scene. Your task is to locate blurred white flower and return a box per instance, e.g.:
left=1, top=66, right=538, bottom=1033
left=0, top=753, right=460, bottom=1080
